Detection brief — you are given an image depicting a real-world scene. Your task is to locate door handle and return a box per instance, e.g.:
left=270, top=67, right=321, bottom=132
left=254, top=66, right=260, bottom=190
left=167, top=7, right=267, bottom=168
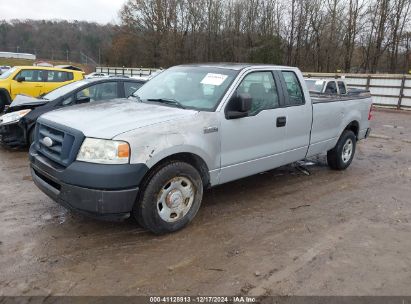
left=276, top=116, right=287, bottom=127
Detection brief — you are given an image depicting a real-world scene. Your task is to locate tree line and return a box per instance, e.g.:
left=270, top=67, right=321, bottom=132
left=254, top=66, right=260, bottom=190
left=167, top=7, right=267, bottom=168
left=0, top=20, right=115, bottom=64
left=113, top=0, right=411, bottom=73
left=1, top=0, right=410, bottom=73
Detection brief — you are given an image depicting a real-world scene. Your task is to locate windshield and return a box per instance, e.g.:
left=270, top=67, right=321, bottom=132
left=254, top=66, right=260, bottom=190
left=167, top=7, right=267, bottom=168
left=305, top=79, right=325, bottom=93
left=42, top=80, right=90, bottom=100
left=0, top=67, right=17, bottom=79
left=133, top=66, right=238, bottom=111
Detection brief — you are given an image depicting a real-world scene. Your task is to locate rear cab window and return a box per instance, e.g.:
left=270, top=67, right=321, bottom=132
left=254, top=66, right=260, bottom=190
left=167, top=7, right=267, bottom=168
left=280, top=71, right=304, bottom=106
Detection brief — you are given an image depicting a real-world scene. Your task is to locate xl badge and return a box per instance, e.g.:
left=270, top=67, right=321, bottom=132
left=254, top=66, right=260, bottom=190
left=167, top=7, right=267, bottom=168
left=41, top=137, right=53, bottom=147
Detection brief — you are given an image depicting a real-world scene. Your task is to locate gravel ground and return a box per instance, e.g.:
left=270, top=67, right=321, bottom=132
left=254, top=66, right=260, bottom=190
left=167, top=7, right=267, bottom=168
left=0, top=108, right=410, bottom=296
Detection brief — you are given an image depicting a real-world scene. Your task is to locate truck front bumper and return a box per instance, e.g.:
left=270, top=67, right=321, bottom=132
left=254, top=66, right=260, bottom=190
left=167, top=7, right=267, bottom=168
left=30, top=149, right=148, bottom=221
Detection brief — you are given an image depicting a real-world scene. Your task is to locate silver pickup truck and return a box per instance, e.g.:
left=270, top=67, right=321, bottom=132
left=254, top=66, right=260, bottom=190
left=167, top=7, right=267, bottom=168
left=29, top=64, right=373, bottom=234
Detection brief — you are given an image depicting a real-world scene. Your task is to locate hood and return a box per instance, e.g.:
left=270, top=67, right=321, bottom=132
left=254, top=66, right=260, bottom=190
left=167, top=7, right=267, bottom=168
left=39, top=99, right=198, bottom=139
left=9, top=94, right=48, bottom=108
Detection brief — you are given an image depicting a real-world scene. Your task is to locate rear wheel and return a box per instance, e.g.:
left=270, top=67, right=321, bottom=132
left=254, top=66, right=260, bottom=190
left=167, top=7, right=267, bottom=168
left=0, top=92, right=9, bottom=113
left=133, top=161, right=203, bottom=234
left=327, top=130, right=356, bottom=170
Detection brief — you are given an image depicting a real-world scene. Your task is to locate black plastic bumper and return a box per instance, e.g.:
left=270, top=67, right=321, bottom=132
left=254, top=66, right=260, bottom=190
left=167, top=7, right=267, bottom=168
left=0, top=122, right=27, bottom=148
left=30, top=149, right=149, bottom=220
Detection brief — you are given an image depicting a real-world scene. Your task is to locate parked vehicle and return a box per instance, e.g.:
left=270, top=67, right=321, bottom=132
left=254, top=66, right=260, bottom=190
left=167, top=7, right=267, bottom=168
left=86, top=72, right=108, bottom=79
left=0, top=66, right=11, bottom=75
left=0, top=77, right=145, bottom=147
left=305, top=78, right=350, bottom=95
left=0, top=66, right=85, bottom=112
left=29, top=64, right=373, bottom=234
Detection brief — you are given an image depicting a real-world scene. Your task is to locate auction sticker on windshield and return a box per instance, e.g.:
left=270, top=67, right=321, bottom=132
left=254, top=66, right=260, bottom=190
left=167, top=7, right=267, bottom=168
left=201, top=73, right=228, bottom=86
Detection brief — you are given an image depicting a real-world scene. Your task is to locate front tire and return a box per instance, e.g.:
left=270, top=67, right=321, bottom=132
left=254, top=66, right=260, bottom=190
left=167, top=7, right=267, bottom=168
left=133, top=161, right=203, bottom=234
left=327, top=130, right=356, bottom=170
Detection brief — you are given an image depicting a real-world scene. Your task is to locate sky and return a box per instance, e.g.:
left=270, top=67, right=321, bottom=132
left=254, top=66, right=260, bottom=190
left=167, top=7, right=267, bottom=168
left=0, top=0, right=127, bottom=24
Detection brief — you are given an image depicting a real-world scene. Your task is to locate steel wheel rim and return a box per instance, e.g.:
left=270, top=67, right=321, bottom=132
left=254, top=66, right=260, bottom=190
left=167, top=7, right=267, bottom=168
left=156, top=176, right=195, bottom=223
left=342, top=139, right=353, bottom=163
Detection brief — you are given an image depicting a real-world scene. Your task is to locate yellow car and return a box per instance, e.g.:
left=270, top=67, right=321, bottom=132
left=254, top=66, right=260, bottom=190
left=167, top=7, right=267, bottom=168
left=0, top=66, right=84, bottom=111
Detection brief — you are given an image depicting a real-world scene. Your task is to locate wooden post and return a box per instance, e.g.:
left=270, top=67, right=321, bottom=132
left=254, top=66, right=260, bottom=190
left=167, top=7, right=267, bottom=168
left=397, top=75, right=406, bottom=110
left=365, top=74, right=371, bottom=91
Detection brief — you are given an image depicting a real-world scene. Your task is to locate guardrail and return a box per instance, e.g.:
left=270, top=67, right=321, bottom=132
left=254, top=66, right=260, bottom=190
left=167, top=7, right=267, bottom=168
left=303, top=73, right=411, bottom=109
left=96, top=67, right=160, bottom=78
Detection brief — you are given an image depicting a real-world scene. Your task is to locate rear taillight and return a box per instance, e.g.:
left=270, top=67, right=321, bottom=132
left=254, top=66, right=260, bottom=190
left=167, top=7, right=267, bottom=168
left=368, top=105, right=373, bottom=121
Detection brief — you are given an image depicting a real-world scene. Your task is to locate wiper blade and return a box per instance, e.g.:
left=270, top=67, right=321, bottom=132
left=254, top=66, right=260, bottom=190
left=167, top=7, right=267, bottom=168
left=147, top=98, right=186, bottom=109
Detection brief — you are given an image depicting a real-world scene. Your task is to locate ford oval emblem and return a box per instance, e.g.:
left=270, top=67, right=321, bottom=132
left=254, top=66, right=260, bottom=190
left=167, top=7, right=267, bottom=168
left=42, top=137, right=53, bottom=147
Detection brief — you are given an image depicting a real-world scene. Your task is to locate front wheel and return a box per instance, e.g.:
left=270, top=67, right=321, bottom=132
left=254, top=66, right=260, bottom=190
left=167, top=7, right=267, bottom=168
left=133, top=161, right=203, bottom=234
left=327, top=130, right=356, bottom=170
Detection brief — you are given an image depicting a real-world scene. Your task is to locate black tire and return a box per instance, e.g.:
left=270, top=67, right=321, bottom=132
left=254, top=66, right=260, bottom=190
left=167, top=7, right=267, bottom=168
left=0, top=93, right=9, bottom=113
left=133, top=161, right=203, bottom=234
left=327, top=130, right=356, bottom=170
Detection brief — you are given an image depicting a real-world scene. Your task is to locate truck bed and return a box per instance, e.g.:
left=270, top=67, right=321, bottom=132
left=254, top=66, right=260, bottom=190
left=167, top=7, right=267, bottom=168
left=307, top=91, right=373, bottom=158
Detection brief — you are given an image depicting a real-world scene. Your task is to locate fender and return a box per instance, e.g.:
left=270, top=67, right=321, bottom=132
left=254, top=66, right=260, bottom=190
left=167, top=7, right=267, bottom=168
left=114, top=112, right=221, bottom=185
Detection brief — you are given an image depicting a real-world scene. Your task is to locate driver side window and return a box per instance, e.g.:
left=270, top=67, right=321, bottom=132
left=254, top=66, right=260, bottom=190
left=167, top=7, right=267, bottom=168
left=236, top=71, right=279, bottom=116
left=15, top=69, right=43, bottom=82
left=75, top=82, right=118, bottom=103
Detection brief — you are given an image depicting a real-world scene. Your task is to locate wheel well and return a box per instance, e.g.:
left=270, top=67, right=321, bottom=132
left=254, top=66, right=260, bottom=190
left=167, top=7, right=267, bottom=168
left=345, top=121, right=359, bottom=138
left=0, top=89, right=10, bottom=103
left=147, top=153, right=211, bottom=188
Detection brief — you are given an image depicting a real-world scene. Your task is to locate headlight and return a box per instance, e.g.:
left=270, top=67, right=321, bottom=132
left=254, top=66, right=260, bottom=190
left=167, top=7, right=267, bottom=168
left=77, top=138, right=130, bottom=164
left=0, top=109, right=31, bottom=125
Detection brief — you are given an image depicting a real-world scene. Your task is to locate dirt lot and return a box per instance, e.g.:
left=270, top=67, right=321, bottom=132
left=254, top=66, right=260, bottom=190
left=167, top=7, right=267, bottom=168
left=1, top=109, right=411, bottom=296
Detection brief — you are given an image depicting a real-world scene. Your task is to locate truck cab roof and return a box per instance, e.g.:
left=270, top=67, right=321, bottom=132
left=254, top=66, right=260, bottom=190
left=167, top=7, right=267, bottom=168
left=177, top=63, right=296, bottom=71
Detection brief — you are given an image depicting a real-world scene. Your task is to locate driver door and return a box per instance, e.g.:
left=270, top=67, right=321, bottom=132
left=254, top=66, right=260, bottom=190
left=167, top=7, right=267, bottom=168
left=219, top=71, right=288, bottom=184
left=10, top=69, right=45, bottom=99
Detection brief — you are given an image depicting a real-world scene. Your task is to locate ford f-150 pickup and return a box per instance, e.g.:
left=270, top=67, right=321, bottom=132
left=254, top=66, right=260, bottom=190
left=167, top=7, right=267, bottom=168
left=29, top=64, right=373, bottom=234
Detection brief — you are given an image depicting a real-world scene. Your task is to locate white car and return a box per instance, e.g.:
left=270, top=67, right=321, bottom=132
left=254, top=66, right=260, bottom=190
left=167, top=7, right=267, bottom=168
left=0, top=66, right=11, bottom=75
left=85, top=72, right=108, bottom=79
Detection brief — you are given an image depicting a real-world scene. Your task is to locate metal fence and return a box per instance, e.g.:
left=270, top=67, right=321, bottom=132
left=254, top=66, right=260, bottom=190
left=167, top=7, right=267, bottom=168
left=96, top=67, right=160, bottom=78
left=303, top=72, right=411, bottom=109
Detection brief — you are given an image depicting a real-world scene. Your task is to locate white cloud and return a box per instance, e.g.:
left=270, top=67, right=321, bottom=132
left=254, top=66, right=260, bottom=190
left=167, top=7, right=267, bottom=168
left=0, top=0, right=126, bottom=24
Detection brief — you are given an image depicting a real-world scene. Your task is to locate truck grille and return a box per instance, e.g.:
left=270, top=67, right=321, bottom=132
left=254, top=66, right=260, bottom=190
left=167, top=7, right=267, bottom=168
left=36, top=122, right=83, bottom=167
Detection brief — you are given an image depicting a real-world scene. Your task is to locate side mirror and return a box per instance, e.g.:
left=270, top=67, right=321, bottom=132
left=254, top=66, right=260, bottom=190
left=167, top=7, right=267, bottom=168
left=226, top=94, right=252, bottom=119
left=16, top=76, right=25, bottom=83
left=76, top=96, right=91, bottom=104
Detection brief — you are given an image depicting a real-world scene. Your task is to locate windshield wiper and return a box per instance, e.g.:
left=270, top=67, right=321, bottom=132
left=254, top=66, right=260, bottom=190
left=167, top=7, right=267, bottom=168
left=147, top=98, right=186, bottom=109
